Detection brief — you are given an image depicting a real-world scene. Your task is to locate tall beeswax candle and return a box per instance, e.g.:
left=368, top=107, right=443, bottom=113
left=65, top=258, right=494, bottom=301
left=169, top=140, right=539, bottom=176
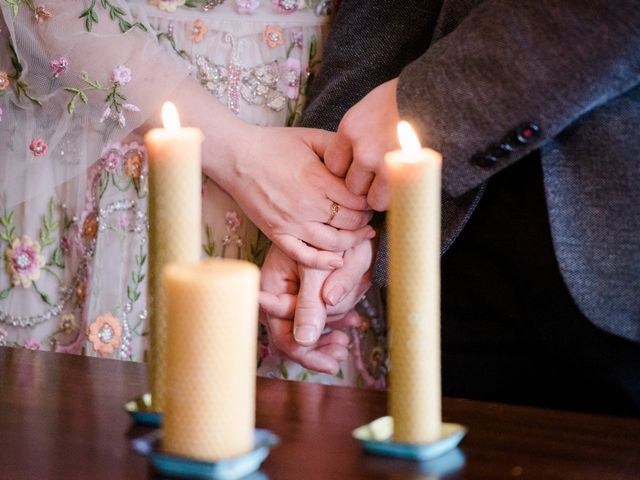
left=144, top=102, right=202, bottom=412
left=386, top=121, right=442, bottom=443
left=163, top=259, right=260, bottom=461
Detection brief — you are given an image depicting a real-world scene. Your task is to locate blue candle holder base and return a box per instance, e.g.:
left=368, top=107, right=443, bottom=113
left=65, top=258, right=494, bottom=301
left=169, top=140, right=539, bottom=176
left=352, top=416, right=467, bottom=461
left=124, top=392, right=162, bottom=427
left=131, top=428, right=278, bottom=480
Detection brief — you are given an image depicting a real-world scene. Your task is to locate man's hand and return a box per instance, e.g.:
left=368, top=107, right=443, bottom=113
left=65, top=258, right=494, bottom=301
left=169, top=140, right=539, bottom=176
left=324, top=78, right=400, bottom=212
left=259, top=241, right=376, bottom=375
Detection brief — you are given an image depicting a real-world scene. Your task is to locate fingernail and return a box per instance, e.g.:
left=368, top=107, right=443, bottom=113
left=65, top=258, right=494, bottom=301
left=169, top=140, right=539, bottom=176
left=326, top=286, right=345, bottom=306
left=294, top=326, right=318, bottom=345
left=329, top=259, right=343, bottom=269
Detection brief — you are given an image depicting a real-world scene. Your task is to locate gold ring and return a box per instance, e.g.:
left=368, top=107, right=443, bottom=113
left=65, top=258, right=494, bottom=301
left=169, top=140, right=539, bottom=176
left=328, top=202, right=340, bottom=224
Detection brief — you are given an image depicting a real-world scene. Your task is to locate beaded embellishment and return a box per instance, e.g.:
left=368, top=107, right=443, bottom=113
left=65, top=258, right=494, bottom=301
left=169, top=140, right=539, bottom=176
left=195, top=55, right=287, bottom=113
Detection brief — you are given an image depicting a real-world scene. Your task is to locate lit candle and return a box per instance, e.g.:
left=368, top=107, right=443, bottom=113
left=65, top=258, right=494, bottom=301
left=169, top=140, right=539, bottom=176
left=385, top=121, right=442, bottom=443
left=163, top=259, right=260, bottom=461
left=144, top=102, right=203, bottom=412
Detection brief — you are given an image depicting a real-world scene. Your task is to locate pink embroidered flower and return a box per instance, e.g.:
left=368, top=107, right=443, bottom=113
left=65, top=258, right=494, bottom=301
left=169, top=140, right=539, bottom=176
left=101, top=149, right=122, bottom=173
left=284, top=58, right=301, bottom=99
left=88, top=313, right=122, bottom=357
left=5, top=235, right=46, bottom=288
left=49, top=56, right=68, bottom=78
left=263, top=25, right=284, bottom=48
left=111, top=65, right=132, bottom=86
left=59, top=313, right=78, bottom=334
left=34, top=5, right=52, bottom=23
left=272, top=0, right=299, bottom=13
left=235, top=0, right=259, bottom=14
left=29, top=138, right=48, bottom=157
left=290, top=29, right=303, bottom=48
left=24, top=339, right=42, bottom=350
left=225, top=211, right=241, bottom=233
left=0, top=71, right=10, bottom=91
left=148, top=0, right=185, bottom=12
left=191, top=19, right=207, bottom=43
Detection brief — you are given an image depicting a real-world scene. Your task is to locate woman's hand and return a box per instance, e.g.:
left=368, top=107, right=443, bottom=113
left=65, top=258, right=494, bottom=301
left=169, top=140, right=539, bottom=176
left=211, top=126, right=375, bottom=269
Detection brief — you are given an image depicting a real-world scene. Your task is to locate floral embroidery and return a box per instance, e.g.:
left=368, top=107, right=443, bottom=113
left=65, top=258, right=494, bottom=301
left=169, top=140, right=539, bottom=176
left=191, top=19, right=207, bottom=43
left=284, top=58, right=300, bottom=99
left=0, top=71, right=9, bottom=92
left=7, top=44, right=42, bottom=106
left=290, top=29, right=303, bottom=48
left=0, top=327, right=7, bottom=346
left=272, top=0, right=300, bottom=14
left=81, top=213, right=98, bottom=239
left=29, top=138, right=48, bottom=157
left=23, top=339, right=42, bottom=350
left=101, top=149, right=122, bottom=174
left=58, top=313, right=78, bottom=334
left=49, top=56, right=68, bottom=78
left=65, top=67, right=140, bottom=127
left=111, top=65, right=132, bottom=86
left=88, top=313, right=122, bottom=357
left=5, top=235, right=46, bottom=288
left=80, top=0, right=147, bottom=33
left=263, top=25, right=284, bottom=48
left=123, top=149, right=145, bottom=178
left=222, top=210, right=243, bottom=258
left=34, top=5, right=52, bottom=23
left=148, top=0, right=186, bottom=12
left=225, top=211, right=241, bottom=233
left=235, top=0, right=259, bottom=14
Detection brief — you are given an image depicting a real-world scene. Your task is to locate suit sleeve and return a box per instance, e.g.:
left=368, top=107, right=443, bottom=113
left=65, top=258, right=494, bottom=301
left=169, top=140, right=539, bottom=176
left=301, top=0, right=442, bottom=131
left=397, top=0, right=640, bottom=198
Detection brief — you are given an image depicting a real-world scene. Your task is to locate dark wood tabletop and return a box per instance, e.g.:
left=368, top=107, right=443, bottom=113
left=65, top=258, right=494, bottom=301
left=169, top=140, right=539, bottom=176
left=1, top=346, right=639, bottom=480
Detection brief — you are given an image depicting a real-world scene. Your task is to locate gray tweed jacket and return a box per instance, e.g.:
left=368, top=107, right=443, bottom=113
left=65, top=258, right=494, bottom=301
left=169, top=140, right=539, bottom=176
left=301, top=0, right=640, bottom=342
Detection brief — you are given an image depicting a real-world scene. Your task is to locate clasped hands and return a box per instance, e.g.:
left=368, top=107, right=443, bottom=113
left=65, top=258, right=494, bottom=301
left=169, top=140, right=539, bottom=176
left=256, top=79, right=400, bottom=374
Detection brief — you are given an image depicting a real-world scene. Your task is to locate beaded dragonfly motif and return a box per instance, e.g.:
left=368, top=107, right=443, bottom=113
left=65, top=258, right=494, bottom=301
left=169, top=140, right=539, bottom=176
left=195, top=53, right=287, bottom=114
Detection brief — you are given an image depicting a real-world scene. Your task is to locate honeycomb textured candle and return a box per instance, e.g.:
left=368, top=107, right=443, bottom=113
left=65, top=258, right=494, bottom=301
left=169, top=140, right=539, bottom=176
left=163, top=259, right=260, bottom=461
left=386, top=147, right=442, bottom=443
left=144, top=127, right=203, bottom=412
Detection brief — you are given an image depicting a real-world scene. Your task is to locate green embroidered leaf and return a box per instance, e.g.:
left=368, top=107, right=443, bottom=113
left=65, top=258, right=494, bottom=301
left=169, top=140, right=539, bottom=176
left=67, top=100, right=76, bottom=115
left=52, top=247, right=64, bottom=268
left=0, top=286, right=12, bottom=300
left=6, top=0, right=19, bottom=16
left=277, top=359, right=289, bottom=379
left=33, top=283, right=52, bottom=306
left=127, top=285, right=137, bottom=303
left=79, top=91, right=88, bottom=104
left=0, top=91, right=5, bottom=98
left=309, top=36, right=317, bottom=62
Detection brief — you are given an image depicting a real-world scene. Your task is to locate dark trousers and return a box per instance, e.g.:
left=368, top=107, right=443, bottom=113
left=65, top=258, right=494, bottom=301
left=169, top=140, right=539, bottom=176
left=441, top=154, right=640, bottom=417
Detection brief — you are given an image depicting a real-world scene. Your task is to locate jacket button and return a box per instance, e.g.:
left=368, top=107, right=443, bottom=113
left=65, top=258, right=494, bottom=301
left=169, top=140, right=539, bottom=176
left=515, top=122, right=541, bottom=144
left=471, top=152, right=498, bottom=168
left=488, top=143, right=512, bottom=158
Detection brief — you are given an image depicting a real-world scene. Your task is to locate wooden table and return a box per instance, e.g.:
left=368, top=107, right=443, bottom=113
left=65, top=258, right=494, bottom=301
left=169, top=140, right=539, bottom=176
left=1, top=347, right=639, bottom=479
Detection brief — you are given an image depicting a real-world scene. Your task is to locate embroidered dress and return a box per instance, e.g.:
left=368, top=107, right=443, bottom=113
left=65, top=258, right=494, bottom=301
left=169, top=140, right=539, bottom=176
left=0, top=0, right=387, bottom=389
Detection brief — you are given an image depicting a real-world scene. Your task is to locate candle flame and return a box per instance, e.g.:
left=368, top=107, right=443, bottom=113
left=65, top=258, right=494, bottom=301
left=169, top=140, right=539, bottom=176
left=397, top=121, right=422, bottom=155
left=161, top=101, right=181, bottom=132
